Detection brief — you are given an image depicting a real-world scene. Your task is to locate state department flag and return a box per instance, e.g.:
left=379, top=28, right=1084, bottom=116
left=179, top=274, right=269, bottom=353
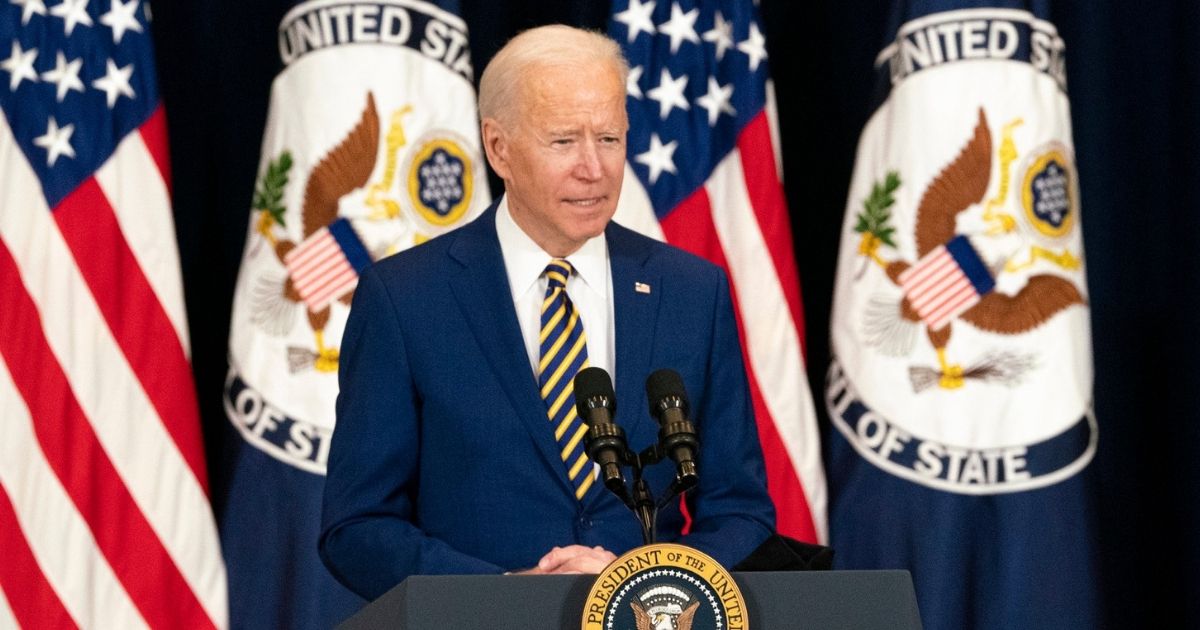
left=0, top=0, right=227, bottom=627
left=221, top=0, right=489, bottom=626
left=609, top=0, right=827, bottom=543
left=827, top=1, right=1099, bottom=628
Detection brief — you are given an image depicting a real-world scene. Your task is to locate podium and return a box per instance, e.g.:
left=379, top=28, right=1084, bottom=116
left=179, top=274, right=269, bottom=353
left=338, top=571, right=922, bottom=629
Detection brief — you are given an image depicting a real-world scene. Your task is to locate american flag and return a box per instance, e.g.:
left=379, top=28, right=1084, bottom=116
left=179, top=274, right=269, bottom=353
left=899, top=234, right=996, bottom=331
left=0, top=1, right=227, bottom=628
left=609, top=0, right=827, bottom=542
left=284, top=217, right=371, bottom=312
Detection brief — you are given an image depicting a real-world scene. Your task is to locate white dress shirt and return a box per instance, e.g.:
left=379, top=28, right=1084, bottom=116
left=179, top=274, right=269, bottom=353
left=494, top=196, right=615, bottom=384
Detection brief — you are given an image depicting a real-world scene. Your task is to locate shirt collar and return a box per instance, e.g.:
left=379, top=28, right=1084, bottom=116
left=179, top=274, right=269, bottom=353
left=495, top=195, right=609, bottom=300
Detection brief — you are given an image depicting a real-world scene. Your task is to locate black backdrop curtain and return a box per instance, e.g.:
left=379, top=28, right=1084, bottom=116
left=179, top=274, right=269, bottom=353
left=152, top=1, right=1200, bottom=626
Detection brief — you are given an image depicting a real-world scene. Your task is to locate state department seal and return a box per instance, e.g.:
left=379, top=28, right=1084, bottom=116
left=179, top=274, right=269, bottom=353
left=831, top=8, right=1096, bottom=497
left=583, top=544, right=747, bottom=630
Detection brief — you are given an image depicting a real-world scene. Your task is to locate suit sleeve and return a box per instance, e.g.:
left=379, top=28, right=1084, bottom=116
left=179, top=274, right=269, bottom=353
left=677, top=268, right=776, bottom=566
left=319, top=265, right=503, bottom=601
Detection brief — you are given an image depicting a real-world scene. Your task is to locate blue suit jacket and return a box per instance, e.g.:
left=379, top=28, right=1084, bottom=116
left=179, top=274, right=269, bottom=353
left=319, top=204, right=775, bottom=601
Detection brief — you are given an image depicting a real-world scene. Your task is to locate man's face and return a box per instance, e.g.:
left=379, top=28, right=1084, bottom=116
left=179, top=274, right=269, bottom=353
left=482, top=61, right=628, bottom=257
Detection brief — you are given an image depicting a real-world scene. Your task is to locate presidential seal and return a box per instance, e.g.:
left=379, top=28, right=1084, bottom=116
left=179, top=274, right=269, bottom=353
left=583, top=544, right=746, bottom=630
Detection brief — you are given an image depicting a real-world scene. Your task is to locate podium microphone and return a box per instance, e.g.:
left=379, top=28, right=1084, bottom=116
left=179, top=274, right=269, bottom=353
left=645, top=369, right=699, bottom=492
left=573, top=367, right=629, bottom=497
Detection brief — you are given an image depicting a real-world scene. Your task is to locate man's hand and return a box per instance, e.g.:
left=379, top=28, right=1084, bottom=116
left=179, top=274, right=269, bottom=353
left=514, top=545, right=617, bottom=575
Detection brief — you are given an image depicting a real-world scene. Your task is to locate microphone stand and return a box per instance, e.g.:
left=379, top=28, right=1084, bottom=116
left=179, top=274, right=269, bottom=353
left=630, top=463, right=656, bottom=546
left=616, top=442, right=698, bottom=546
left=581, top=369, right=700, bottom=546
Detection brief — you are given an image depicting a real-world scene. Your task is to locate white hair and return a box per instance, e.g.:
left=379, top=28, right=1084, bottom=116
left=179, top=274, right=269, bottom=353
left=478, top=24, right=629, bottom=127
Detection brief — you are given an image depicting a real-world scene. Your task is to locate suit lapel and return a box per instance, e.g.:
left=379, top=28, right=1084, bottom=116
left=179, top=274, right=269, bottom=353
left=447, top=206, right=576, bottom=497
left=586, top=222, right=661, bottom=509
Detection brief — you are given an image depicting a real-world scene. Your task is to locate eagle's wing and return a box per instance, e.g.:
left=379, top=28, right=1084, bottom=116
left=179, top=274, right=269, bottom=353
left=302, top=92, right=380, bottom=238
left=631, top=601, right=653, bottom=630
left=676, top=601, right=701, bottom=630
left=959, top=274, right=1085, bottom=334
left=914, top=107, right=992, bottom=257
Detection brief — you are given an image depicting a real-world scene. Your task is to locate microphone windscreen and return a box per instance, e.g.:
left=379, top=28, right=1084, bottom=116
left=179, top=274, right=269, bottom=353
left=645, top=368, right=689, bottom=416
left=574, top=366, right=615, bottom=416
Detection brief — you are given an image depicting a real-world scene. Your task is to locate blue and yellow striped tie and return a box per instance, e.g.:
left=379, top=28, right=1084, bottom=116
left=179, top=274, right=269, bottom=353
left=538, top=259, right=596, bottom=502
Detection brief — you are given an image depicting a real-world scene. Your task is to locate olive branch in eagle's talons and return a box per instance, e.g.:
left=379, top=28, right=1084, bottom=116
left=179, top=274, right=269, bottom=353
left=854, top=170, right=901, bottom=279
left=252, top=150, right=294, bottom=247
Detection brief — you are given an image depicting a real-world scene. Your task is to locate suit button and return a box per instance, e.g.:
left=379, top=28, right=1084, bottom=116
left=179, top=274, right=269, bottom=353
left=578, top=516, right=593, bottom=529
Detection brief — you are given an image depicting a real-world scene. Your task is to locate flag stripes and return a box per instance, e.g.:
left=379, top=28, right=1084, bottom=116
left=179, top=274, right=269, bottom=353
left=54, top=180, right=209, bottom=493
left=0, top=2, right=227, bottom=625
left=721, top=119, right=826, bottom=541
left=0, top=484, right=79, bottom=630
left=96, top=124, right=191, bottom=352
left=652, top=131, right=825, bottom=543
left=0, top=357, right=148, bottom=630
left=0, top=109, right=227, bottom=626
left=138, top=108, right=174, bottom=196
left=0, top=237, right=214, bottom=630
left=736, top=114, right=806, bottom=345
left=0, top=582, right=18, bottom=629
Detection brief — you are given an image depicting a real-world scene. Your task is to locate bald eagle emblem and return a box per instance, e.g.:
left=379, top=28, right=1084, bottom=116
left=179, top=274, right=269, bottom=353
left=854, top=107, right=1086, bottom=392
left=249, top=93, right=382, bottom=373
left=632, top=586, right=700, bottom=630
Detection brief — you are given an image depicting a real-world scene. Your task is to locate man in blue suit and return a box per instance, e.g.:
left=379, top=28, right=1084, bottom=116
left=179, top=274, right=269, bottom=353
left=319, top=25, right=775, bottom=602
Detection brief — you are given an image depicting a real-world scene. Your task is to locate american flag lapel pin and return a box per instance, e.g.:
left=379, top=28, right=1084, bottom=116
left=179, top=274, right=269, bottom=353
left=634, top=282, right=651, bottom=294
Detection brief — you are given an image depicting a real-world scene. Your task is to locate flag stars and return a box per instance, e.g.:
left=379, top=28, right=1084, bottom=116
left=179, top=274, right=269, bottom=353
left=11, top=0, right=47, bottom=25
left=657, top=2, right=699, bottom=54
left=92, top=58, right=135, bottom=107
left=635, top=133, right=678, bottom=185
left=34, top=116, right=76, bottom=166
left=626, top=64, right=644, bottom=99
left=49, top=0, right=92, bottom=36
left=613, top=0, right=656, bottom=44
left=1, top=40, right=39, bottom=91
left=702, top=11, right=734, bottom=61
left=696, top=76, right=735, bottom=126
left=737, top=22, right=768, bottom=72
left=100, top=0, right=142, bottom=43
left=646, top=67, right=689, bottom=119
left=41, top=51, right=84, bottom=101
